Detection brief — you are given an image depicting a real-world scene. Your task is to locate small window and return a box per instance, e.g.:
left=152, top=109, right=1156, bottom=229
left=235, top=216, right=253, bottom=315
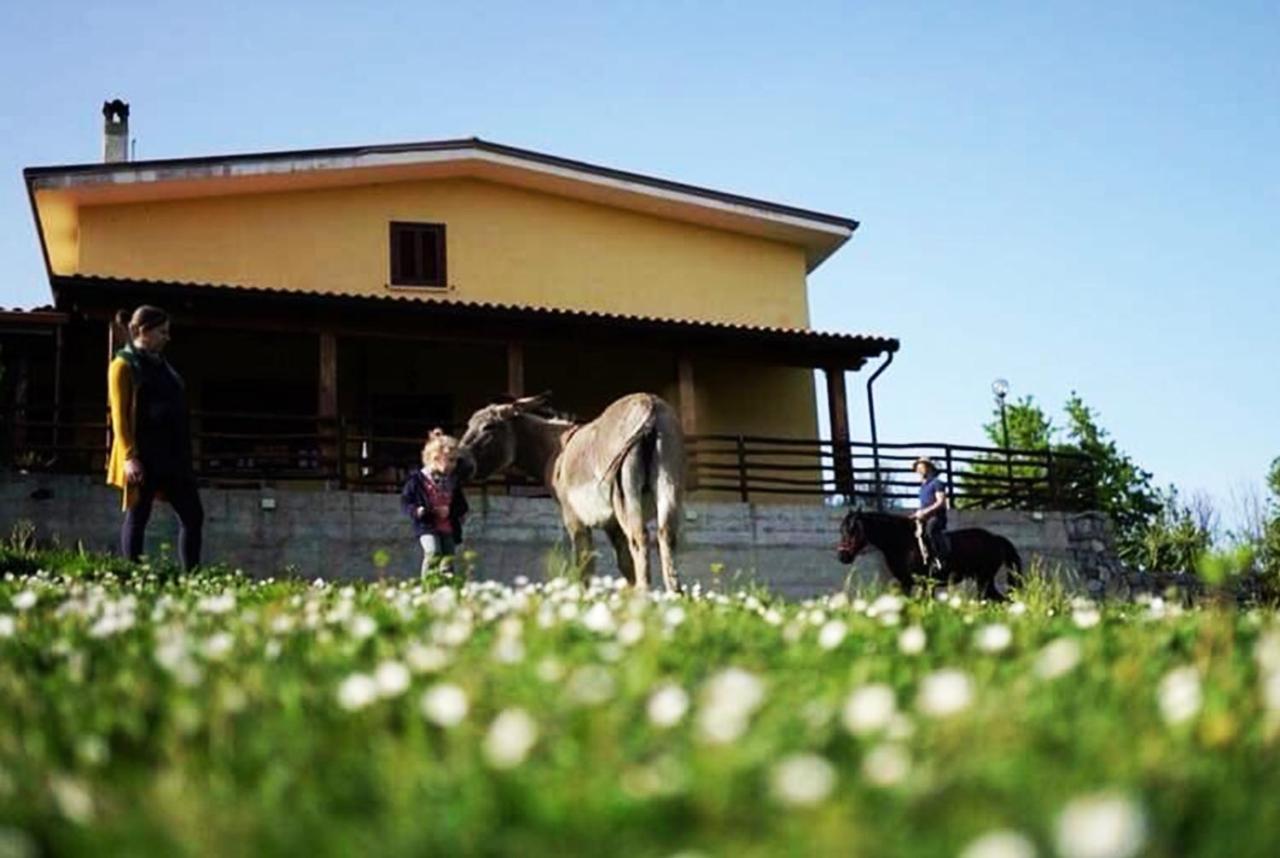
left=389, top=222, right=447, bottom=287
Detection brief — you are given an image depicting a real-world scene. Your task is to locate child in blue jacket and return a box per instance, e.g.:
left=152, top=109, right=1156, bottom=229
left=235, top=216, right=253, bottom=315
left=400, top=429, right=469, bottom=578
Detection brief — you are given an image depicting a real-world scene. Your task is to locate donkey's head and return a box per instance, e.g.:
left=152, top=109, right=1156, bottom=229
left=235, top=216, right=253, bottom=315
left=456, top=392, right=552, bottom=482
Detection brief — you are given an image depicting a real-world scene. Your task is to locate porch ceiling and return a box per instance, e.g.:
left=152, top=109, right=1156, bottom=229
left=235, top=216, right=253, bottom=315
left=52, top=274, right=898, bottom=370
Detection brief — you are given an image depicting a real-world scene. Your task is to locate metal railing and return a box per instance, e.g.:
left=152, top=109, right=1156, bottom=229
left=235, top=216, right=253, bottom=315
left=1, top=405, right=1096, bottom=510
left=688, top=435, right=1097, bottom=510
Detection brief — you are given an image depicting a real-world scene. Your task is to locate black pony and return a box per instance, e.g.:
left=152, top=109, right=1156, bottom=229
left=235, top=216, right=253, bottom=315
left=837, top=510, right=1022, bottom=600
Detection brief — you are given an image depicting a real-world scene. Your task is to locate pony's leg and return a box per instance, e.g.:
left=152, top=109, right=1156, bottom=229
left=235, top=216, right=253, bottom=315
left=605, top=520, right=637, bottom=587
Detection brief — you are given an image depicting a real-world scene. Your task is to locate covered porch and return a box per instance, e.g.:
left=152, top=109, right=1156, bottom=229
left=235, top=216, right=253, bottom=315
left=34, top=275, right=895, bottom=502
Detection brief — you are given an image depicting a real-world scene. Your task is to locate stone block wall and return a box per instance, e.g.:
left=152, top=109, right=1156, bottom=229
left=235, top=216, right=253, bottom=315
left=0, top=473, right=1119, bottom=599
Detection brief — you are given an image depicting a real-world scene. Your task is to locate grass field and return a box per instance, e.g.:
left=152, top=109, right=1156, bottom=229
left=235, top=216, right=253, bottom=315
left=2, top=547, right=1279, bottom=857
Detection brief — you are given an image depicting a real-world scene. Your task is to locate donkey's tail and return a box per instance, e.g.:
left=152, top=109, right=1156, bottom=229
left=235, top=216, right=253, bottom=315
left=602, top=395, right=661, bottom=487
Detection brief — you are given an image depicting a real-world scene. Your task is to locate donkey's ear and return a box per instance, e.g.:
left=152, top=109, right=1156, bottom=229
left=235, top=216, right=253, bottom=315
left=512, top=390, right=553, bottom=412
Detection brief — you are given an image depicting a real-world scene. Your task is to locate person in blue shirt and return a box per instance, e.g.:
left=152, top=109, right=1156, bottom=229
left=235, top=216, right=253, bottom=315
left=912, top=457, right=950, bottom=573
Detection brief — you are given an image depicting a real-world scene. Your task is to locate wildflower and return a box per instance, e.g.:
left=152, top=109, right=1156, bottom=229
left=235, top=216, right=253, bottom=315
left=1254, top=630, right=1280, bottom=674
left=405, top=643, right=450, bottom=673
left=1157, top=666, right=1201, bottom=725
left=566, top=665, right=616, bottom=706
left=841, top=684, right=897, bottom=735
left=11, top=590, right=36, bottom=611
left=917, top=669, right=974, bottom=718
left=49, top=776, right=94, bottom=824
left=817, top=620, right=847, bottom=650
left=581, top=602, right=616, bottom=635
left=1262, top=671, right=1280, bottom=712
left=197, top=592, right=236, bottom=615
left=647, top=683, right=690, bottom=728
left=491, top=634, right=526, bottom=664
left=1035, top=638, right=1082, bottom=680
left=868, top=594, right=903, bottom=617
left=201, top=632, right=234, bottom=660
left=0, top=615, right=14, bottom=638
left=959, top=830, right=1038, bottom=858
left=536, top=657, right=566, bottom=683
left=770, top=753, right=836, bottom=807
left=336, top=673, right=380, bottom=711
left=1072, top=606, right=1101, bottom=629
left=348, top=614, right=377, bottom=640
left=1054, top=792, right=1146, bottom=858
left=861, top=743, right=911, bottom=787
left=898, top=625, right=927, bottom=655
left=484, top=708, right=539, bottom=769
left=374, top=661, right=412, bottom=698
left=976, top=623, right=1013, bottom=654
left=420, top=683, right=468, bottom=727
left=617, top=618, right=646, bottom=646
left=697, top=668, right=766, bottom=744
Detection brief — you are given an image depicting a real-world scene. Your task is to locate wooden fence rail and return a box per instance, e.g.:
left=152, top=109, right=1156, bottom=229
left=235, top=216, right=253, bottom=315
left=0, top=405, right=1097, bottom=511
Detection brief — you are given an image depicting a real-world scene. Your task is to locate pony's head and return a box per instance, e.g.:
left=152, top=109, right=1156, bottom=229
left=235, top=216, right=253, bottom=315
left=837, top=510, right=869, bottom=564
left=456, top=392, right=552, bottom=482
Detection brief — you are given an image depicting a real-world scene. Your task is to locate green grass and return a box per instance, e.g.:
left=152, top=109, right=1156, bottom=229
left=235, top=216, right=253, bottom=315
left=1, top=547, right=1279, bottom=857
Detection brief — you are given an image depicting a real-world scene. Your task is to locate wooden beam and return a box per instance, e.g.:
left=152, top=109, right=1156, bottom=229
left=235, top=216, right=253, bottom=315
left=825, top=366, right=854, bottom=498
left=506, top=341, right=525, bottom=397
left=677, top=355, right=697, bottom=436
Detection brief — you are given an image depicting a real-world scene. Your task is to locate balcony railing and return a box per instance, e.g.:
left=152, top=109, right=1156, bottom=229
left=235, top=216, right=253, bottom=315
left=1, top=405, right=1097, bottom=510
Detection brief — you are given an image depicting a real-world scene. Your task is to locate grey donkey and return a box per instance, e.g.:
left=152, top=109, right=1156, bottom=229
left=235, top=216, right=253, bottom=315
left=456, top=392, right=685, bottom=592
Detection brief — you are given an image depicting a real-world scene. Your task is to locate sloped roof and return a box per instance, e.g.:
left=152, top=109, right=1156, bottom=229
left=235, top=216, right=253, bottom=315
left=25, top=137, right=858, bottom=272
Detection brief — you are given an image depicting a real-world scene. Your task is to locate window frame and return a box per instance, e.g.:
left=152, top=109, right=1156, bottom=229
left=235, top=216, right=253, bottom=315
left=388, top=221, right=448, bottom=288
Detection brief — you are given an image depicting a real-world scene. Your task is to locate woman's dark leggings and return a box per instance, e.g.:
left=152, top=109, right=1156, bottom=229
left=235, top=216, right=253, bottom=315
left=121, top=476, right=204, bottom=570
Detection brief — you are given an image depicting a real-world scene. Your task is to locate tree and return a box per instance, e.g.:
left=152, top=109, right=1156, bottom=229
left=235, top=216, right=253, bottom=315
left=982, top=394, right=1054, bottom=450
left=966, top=390, right=1170, bottom=568
left=1060, top=393, right=1162, bottom=566
left=1137, top=486, right=1214, bottom=574
left=964, top=396, right=1056, bottom=506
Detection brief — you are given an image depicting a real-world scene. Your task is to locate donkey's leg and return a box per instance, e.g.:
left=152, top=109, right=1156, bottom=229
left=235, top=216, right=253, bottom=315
left=656, top=513, right=680, bottom=594
left=562, top=513, right=595, bottom=584
left=604, top=520, right=636, bottom=587
left=653, top=457, right=682, bottom=595
left=614, top=450, right=651, bottom=591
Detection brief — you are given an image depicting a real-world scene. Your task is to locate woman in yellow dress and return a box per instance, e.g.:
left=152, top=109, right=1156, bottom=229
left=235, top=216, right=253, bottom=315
left=107, top=306, right=204, bottom=570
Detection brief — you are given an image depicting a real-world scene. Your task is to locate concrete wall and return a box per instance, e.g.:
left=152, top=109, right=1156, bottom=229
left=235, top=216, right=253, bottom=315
left=0, top=473, right=1116, bottom=599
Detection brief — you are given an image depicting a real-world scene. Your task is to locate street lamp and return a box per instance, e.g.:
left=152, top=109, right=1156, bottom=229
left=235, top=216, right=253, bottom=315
left=992, top=378, right=1013, bottom=491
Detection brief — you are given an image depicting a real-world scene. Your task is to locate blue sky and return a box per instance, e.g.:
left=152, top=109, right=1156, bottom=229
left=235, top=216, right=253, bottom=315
left=2, top=1, right=1277, bottom=519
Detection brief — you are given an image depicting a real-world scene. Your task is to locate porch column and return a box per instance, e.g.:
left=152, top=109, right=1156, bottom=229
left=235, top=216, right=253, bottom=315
left=52, top=324, right=64, bottom=458
left=106, top=320, right=122, bottom=454
left=318, top=332, right=339, bottom=483
left=676, top=355, right=697, bottom=436
left=506, top=341, right=525, bottom=398
left=824, top=366, right=854, bottom=499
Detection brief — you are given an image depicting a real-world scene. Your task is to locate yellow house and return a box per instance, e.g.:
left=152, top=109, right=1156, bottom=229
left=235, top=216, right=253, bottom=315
left=23, top=110, right=896, bottom=499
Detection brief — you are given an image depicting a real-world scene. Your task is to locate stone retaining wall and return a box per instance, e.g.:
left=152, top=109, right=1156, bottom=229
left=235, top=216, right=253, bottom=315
left=0, top=473, right=1119, bottom=599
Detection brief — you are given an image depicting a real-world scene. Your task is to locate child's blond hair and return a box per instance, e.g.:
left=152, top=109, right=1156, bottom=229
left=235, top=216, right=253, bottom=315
left=422, top=428, right=459, bottom=468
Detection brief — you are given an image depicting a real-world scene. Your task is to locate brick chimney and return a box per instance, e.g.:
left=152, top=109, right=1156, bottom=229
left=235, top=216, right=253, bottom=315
left=102, top=99, right=130, bottom=163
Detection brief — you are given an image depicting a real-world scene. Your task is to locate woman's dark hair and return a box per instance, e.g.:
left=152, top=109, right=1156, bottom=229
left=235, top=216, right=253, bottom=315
left=113, top=306, right=169, bottom=343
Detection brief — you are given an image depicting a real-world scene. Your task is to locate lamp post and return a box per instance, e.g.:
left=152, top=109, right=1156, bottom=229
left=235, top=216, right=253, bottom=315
left=992, top=378, right=1012, bottom=495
